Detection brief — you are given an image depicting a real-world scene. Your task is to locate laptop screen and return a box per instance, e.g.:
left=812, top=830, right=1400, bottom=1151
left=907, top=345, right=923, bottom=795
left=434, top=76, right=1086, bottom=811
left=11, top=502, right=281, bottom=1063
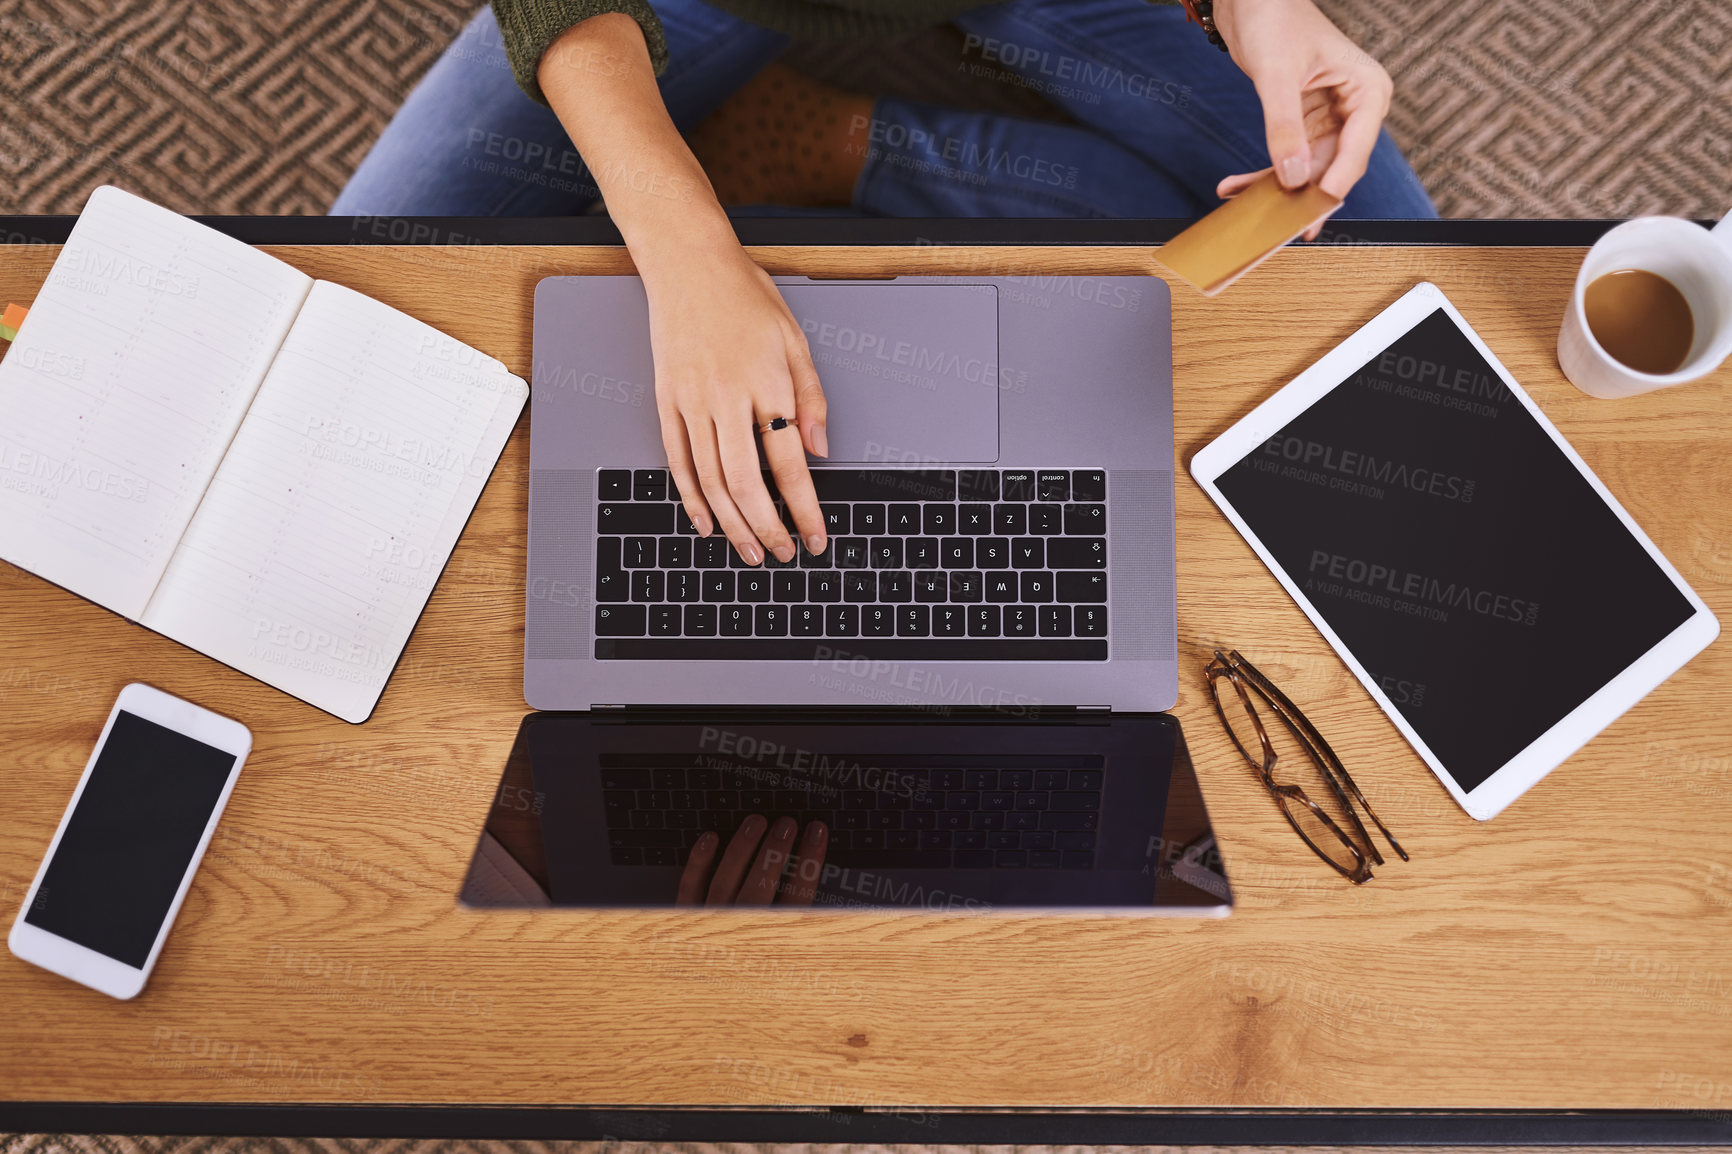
left=459, top=710, right=1228, bottom=912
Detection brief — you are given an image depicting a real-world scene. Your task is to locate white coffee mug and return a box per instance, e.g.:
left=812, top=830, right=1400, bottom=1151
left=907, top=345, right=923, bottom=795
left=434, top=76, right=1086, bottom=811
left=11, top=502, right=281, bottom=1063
left=1558, top=209, right=1732, bottom=398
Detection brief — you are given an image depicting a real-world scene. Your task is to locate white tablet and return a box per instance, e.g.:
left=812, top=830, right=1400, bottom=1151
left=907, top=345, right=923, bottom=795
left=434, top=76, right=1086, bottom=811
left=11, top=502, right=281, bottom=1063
left=1190, top=282, right=1719, bottom=820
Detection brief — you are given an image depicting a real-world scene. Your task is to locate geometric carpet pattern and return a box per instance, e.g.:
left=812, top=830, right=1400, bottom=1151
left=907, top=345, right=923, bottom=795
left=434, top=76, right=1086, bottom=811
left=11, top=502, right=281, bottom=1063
left=2, top=0, right=1729, bottom=218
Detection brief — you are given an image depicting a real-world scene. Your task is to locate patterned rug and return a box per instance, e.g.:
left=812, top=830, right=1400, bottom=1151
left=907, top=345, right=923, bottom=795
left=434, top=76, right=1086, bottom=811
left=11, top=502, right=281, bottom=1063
left=0, top=0, right=1727, bottom=218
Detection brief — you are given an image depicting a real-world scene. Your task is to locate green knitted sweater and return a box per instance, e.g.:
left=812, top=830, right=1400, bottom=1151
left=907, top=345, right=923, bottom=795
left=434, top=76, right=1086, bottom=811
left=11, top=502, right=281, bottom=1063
left=495, top=0, right=1178, bottom=106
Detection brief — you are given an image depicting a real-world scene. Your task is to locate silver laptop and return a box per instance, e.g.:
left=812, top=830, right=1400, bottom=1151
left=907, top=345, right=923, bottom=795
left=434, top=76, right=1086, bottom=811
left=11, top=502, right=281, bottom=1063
left=525, top=275, right=1178, bottom=713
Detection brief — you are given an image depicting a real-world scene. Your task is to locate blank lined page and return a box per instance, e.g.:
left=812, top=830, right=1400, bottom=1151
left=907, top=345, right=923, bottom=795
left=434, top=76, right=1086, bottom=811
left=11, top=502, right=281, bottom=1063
left=141, top=281, right=528, bottom=723
left=0, top=185, right=311, bottom=617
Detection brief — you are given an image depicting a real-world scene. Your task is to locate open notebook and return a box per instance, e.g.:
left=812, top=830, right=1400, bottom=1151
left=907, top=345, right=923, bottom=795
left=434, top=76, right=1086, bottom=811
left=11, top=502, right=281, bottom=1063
left=0, top=186, right=528, bottom=723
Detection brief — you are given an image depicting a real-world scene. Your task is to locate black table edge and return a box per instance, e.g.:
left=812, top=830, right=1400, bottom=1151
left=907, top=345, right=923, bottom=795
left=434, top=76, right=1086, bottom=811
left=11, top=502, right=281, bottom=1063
left=3, top=1104, right=1730, bottom=1143
left=0, top=217, right=1711, bottom=248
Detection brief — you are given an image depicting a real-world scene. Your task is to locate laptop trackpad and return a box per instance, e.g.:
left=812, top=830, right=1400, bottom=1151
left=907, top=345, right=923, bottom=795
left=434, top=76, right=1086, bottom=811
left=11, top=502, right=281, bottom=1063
left=781, top=283, right=999, bottom=463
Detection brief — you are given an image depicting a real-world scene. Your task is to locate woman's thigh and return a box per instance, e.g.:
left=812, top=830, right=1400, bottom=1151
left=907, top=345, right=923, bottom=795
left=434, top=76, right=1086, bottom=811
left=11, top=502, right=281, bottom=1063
left=954, top=0, right=1436, bottom=218
left=332, top=0, right=788, bottom=216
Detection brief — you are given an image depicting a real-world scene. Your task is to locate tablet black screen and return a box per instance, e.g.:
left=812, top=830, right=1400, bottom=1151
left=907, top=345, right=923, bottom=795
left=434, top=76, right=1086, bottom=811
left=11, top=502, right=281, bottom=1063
left=1215, top=307, right=1694, bottom=793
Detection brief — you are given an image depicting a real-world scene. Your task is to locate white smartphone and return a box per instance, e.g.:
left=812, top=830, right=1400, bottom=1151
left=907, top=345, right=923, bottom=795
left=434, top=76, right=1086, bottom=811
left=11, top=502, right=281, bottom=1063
left=8, top=683, right=251, bottom=998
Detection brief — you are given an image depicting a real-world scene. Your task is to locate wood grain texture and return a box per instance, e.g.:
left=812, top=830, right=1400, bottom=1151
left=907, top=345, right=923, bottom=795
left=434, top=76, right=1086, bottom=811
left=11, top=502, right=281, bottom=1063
left=1, top=243, right=1729, bottom=1111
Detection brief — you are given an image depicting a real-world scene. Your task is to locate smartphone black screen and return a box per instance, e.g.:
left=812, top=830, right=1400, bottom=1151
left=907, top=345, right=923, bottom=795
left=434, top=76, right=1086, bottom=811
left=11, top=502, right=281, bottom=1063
left=25, top=711, right=235, bottom=968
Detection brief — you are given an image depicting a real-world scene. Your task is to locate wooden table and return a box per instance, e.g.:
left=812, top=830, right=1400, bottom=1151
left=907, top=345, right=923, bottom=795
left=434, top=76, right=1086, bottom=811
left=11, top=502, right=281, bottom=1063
left=2, top=238, right=1730, bottom=1122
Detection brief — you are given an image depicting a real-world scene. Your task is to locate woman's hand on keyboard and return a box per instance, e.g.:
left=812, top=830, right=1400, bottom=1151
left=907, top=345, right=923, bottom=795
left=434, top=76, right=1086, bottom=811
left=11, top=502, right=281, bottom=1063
left=641, top=240, right=831, bottom=567
left=677, top=814, right=829, bottom=906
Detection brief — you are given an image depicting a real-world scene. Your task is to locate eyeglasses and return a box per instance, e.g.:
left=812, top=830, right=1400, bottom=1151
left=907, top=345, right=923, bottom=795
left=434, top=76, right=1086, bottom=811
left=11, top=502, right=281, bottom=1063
left=1204, top=649, right=1408, bottom=884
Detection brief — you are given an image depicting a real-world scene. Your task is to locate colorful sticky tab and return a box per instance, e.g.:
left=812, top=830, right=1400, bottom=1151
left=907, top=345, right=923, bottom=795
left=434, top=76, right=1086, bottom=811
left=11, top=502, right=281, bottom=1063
left=0, top=303, right=25, bottom=342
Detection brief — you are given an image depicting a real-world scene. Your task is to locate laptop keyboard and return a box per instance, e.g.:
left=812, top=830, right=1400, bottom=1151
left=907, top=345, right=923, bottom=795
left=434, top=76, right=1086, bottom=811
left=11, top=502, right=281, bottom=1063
left=603, top=763, right=1102, bottom=870
left=592, top=467, right=1108, bottom=660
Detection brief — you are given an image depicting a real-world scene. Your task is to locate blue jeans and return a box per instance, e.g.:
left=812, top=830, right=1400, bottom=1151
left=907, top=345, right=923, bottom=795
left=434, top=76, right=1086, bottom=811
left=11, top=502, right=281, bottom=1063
left=332, top=0, right=1437, bottom=219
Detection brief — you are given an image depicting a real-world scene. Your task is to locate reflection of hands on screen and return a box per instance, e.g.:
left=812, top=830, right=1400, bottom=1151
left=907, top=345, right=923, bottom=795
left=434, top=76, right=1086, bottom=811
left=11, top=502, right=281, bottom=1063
left=676, top=814, right=829, bottom=906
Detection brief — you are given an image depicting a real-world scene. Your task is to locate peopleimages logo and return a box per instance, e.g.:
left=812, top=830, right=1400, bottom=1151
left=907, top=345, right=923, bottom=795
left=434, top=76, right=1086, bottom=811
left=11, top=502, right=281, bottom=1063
left=1261, top=436, right=1475, bottom=503
left=1307, top=550, right=1541, bottom=626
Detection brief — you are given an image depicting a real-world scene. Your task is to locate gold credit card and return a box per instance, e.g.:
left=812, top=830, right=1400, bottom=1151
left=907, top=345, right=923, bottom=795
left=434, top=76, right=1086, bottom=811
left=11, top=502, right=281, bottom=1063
left=1155, top=172, right=1343, bottom=296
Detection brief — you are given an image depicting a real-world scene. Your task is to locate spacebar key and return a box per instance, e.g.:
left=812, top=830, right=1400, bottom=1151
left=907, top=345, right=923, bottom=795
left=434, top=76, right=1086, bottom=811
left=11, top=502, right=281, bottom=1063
left=840, top=850, right=955, bottom=870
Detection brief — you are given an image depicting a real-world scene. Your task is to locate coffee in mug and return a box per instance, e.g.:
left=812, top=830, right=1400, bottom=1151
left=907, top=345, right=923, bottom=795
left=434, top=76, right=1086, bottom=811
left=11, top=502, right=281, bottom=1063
left=1583, top=268, right=1694, bottom=375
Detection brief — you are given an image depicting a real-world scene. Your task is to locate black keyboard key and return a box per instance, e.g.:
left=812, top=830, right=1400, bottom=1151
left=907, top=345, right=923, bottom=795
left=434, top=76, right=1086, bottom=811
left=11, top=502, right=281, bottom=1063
left=754, top=605, right=788, bottom=636
left=666, top=570, right=700, bottom=603
left=914, top=572, right=947, bottom=603
left=905, top=810, right=938, bottom=830
left=1008, top=811, right=1042, bottom=832
left=870, top=538, right=903, bottom=568
left=1021, top=828, right=1054, bottom=848
left=1040, top=604, right=1072, bottom=636
left=738, top=572, right=771, bottom=602
left=888, top=503, right=921, bottom=534
left=1021, top=572, right=1054, bottom=603
left=821, top=503, right=850, bottom=534
left=675, top=506, right=698, bottom=535
left=624, top=536, right=656, bottom=568
left=598, top=502, right=671, bottom=535
left=598, top=470, right=632, bottom=500
left=1036, top=470, right=1069, bottom=501
left=1075, top=606, right=1108, bottom=636
left=702, top=572, right=735, bottom=602
left=595, top=538, right=629, bottom=603
left=878, top=571, right=912, bottom=602
left=1064, top=503, right=1106, bottom=535
left=870, top=810, right=900, bottom=830
left=923, top=504, right=956, bottom=535
left=955, top=850, right=994, bottom=868
left=657, top=537, right=691, bottom=568
left=800, top=542, right=833, bottom=569
left=862, top=605, right=894, bottom=637
left=791, top=605, right=823, bottom=636
left=1011, top=538, right=1044, bottom=569
left=650, top=605, right=681, bottom=636
left=1030, top=504, right=1063, bottom=534
left=596, top=604, right=646, bottom=636
left=1072, top=469, right=1106, bottom=501
left=994, top=504, right=1027, bottom=535
left=933, top=605, right=967, bottom=636
left=1042, top=811, right=1099, bottom=830
left=888, top=830, right=920, bottom=850
left=825, top=605, right=860, bottom=636
left=835, top=538, right=869, bottom=568
left=941, top=538, right=973, bottom=569
left=976, top=538, right=1009, bottom=569
left=1051, top=791, right=1101, bottom=811
left=990, top=831, right=1021, bottom=849
left=1059, top=572, right=1108, bottom=603
left=906, top=537, right=940, bottom=569
left=1062, top=851, right=1094, bottom=869
left=898, top=605, right=930, bottom=636
left=930, top=770, right=965, bottom=790
left=694, top=537, right=731, bottom=567
left=984, top=574, right=1018, bottom=603
left=843, top=849, right=954, bottom=870
left=1048, top=538, right=1107, bottom=569
left=729, top=544, right=763, bottom=568
left=1057, top=831, right=1097, bottom=851
left=969, top=605, right=1000, bottom=636
left=632, top=469, right=667, bottom=501
left=1001, top=771, right=1033, bottom=790
left=958, top=468, right=1000, bottom=501
left=631, top=570, right=665, bottom=602
left=1003, top=605, right=1036, bottom=636
left=965, top=770, right=997, bottom=789
left=853, top=504, right=886, bottom=535
left=808, top=572, right=842, bottom=602
left=720, top=606, right=753, bottom=636
left=1001, top=469, right=1037, bottom=501
left=1034, top=770, right=1068, bottom=789
left=843, top=572, right=876, bottom=602
left=603, top=771, right=650, bottom=793
left=684, top=604, right=717, bottom=635
left=773, top=572, right=805, bottom=602
left=1070, top=770, right=1104, bottom=789
left=958, top=503, right=993, bottom=535
left=955, top=830, right=986, bottom=849
left=950, top=572, right=983, bottom=602
left=938, top=813, right=971, bottom=834
left=809, top=470, right=957, bottom=502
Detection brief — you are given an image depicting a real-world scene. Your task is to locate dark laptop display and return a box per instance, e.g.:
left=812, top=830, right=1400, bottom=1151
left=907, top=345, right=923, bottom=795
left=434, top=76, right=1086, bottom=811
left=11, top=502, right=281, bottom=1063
left=460, top=710, right=1230, bottom=912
